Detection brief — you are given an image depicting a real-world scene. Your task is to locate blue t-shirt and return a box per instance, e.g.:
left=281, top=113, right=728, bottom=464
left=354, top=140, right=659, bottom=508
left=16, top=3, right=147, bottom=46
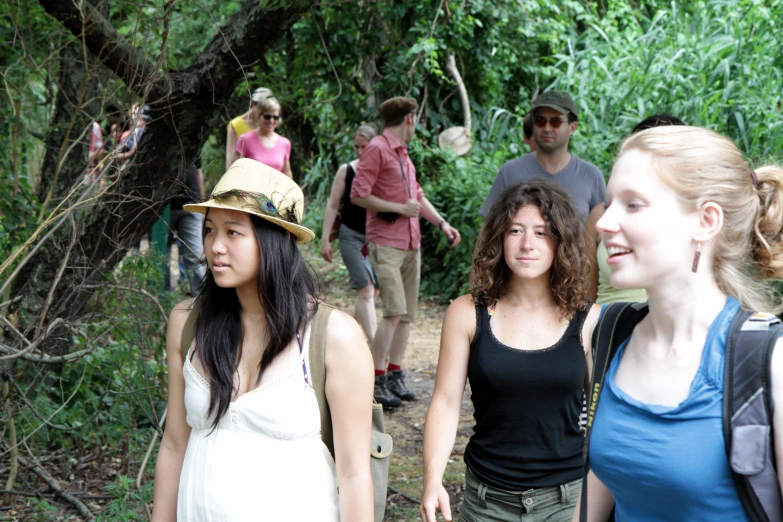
left=590, top=297, right=749, bottom=521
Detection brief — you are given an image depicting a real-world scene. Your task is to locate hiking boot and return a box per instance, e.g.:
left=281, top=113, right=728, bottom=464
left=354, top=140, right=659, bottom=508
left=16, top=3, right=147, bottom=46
left=387, top=370, right=416, bottom=401
left=374, top=375, right=402, bottom=408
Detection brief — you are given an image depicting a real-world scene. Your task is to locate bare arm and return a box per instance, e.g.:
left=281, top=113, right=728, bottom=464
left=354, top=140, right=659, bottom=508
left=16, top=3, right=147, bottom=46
left=226, top=125, right=238, bottom=170
left=420, top=294, right=475, bottom=522
left=321, top=166, right=347, bottom=262
left=571, top=471, right=616, bottom=522
left=771, top=338, right=783, bottom=496
left=282, top=158, right=293, bottom=179
left=420, top=197, right=461, bottom=248
left=151, top=300, right=194, bottom=522
left=325, top=310, right=375, bottom=522
left=585, top=204, right=605, bottom=302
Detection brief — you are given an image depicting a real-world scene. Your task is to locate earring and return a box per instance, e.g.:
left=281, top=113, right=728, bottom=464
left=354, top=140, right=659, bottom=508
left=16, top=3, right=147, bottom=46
left=691, top=242, right=701, bottom=273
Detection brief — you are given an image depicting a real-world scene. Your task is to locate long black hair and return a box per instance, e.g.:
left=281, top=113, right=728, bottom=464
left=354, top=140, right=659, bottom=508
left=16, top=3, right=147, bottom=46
left=194, top=210, right=317, bottom=430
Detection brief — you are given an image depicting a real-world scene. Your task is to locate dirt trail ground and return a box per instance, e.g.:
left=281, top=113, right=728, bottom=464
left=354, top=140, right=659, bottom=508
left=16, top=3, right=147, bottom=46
left=310, top=249, right=474, bottom=521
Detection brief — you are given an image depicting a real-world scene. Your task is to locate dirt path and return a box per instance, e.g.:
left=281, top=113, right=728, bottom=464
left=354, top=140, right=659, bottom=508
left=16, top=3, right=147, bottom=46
left=310, top=248, right=474, bottom=521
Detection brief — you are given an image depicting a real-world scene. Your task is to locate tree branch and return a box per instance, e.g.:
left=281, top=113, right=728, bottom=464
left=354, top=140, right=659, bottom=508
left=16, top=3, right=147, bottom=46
left=36, top=0, right=170, bottom=101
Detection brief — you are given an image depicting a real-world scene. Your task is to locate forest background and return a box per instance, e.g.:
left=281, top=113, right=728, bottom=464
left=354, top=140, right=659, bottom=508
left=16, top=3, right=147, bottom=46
left=1, top=0, right=782, bottom=520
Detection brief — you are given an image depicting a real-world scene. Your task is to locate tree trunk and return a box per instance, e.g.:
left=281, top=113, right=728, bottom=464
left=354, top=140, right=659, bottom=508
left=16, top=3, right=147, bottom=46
left=2, top=0, right=307, bottom=362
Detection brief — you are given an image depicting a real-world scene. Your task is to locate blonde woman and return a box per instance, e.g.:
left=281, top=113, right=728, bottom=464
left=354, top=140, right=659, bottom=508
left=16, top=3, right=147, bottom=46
left=231, top=96, right=292, bottom=178
left=575, top=126, right=783, bottom=521
left=225, top=87, right=274, bottom=170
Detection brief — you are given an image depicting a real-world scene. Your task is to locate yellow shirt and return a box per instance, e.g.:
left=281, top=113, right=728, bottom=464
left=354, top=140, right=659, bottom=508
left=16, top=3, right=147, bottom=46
left=227, top=115, right=253, bottom=137
left=595, top=240, right=648, bottom=305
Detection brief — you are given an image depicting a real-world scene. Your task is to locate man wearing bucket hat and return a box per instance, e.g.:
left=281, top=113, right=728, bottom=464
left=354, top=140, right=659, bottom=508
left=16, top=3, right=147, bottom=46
left=479, top=90, right=605, bottom=298
left=153, top=158, right=374, bottom=521
left=351, top=96, right=461, bottom=408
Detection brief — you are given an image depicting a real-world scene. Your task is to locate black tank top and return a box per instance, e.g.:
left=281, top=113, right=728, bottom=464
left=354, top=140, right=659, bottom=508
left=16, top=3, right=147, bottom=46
left=340, top=164, right=366, bottom=234
left=463, top=304, right=587, bottom=490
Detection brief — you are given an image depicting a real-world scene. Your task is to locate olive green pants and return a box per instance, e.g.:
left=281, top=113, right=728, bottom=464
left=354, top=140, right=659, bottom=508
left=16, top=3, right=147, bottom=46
left=459, top=468, right=581, bottom=522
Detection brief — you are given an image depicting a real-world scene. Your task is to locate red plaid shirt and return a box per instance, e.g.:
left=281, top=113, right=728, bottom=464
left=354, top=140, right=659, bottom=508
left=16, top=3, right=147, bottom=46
left=351, top=130, right=425, bottom=250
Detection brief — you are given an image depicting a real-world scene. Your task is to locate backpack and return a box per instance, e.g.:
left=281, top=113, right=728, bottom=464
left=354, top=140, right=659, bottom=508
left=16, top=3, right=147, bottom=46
left=580, top=302, right=783, bottom=522
left=180, top=302, right=393, bottom=522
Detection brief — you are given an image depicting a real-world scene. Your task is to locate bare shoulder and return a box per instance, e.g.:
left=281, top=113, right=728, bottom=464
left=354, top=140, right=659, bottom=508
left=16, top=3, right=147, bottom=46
left=444, top=294, right=478, bottom=338
left=325, top=307, right=365, bottom=345
left=167, top=298, right=196, bottom=353
left=323, top=308, right=373, bottom=376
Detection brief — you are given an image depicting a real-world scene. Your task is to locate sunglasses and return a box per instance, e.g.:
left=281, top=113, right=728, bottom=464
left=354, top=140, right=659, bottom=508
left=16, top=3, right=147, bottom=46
left=534, top=115, right=568, bottom=129
left=262, top=114, right=281, bottom=121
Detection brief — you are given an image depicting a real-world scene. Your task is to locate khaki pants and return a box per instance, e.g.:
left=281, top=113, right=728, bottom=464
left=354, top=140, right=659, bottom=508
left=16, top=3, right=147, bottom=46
left=367, top=243, right=420, bottom=323
left=459, top=468, right=581, bottom=522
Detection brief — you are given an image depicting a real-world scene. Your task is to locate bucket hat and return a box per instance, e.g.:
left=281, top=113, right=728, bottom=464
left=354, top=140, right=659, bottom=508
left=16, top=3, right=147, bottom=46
left=184, top=159, right=315, bottom=244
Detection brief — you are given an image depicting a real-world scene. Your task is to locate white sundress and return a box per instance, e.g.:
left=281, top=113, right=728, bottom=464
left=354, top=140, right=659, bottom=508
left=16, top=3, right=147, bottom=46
left=177, top=330, right=339, bottom=521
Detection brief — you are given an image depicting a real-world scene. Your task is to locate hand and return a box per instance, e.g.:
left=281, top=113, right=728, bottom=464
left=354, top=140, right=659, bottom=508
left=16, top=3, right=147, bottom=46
left=399, top=199, right=422, bottom=218
left=321, top=241, right=333, bottom=262
left=441, top=223, right=461, bottom=248
left=420, top=483, right=452, bottom=522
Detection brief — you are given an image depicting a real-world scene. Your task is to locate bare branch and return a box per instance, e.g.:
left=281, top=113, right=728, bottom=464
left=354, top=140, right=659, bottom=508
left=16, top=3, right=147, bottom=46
left=17, top=454, right=95, bottom=520
left=36, top=0, right=170, bottom=101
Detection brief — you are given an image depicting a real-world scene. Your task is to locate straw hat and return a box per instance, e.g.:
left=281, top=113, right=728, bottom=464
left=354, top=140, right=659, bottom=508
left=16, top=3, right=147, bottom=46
left=184, top=159, right=315, bottom=244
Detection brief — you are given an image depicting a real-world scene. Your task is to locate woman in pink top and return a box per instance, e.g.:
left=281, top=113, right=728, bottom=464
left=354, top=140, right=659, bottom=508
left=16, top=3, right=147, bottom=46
left=232, top=96, right=293, bottom=178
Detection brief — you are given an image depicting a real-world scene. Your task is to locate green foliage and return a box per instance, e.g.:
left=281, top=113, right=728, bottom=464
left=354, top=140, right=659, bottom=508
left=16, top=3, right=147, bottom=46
left=28, top=498, right=59, bottom=522
left=14, top=254, right=171, bottom=460
left=97, top=475, right=153, bottom=521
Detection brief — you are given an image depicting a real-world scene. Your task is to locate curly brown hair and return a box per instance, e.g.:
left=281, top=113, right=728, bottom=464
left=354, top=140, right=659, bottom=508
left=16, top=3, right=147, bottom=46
left=471, top=179, right=590, bottom=319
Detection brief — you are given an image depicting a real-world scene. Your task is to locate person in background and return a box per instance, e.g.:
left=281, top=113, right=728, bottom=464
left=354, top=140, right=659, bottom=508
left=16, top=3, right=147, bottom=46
left=593, top=114, right=684, bottom=305
left=351, top=96, right=461, bottom=408
left=321, top=125, right=379, bottom=342
left=151, top=159, right=373, bottom=522
left=480, top=91, right=605, bottom=300
left=166, top=156, right=207, bottom=296
left=421, top=180, right=601, bottom=522
left=116, top=104, right=150, bottom=163
left=231, top=95, right=292, bottom=178
left=522, top=112, right=538, bottom=153
left=574, top=126, right=783, bottom=521
left=225, top=87, right=274, bottom=170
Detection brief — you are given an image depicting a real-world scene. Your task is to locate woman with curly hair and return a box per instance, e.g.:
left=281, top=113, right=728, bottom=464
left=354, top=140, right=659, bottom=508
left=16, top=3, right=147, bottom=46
left=420, top=179, right=601, bottom=522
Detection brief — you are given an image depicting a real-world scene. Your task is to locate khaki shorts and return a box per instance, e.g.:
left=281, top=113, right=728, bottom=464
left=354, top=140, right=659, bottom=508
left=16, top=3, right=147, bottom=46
left=367, top=243, right=420, bottom=323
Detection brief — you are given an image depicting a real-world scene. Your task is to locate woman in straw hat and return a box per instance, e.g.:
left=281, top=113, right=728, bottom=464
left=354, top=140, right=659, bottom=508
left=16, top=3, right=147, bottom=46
left=151, top=159, right=374, bottom=521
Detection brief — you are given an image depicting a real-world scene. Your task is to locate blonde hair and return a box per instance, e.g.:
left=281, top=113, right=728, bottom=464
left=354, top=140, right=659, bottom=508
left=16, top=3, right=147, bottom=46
left=254, top=96, right=281, bottom=116
left=620, top=126, right=783, bottom=312
left=354, top=125, right=376, bottom=142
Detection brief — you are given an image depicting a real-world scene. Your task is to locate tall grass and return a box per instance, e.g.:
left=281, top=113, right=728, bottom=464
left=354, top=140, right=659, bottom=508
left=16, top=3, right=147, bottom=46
left=549, top=1, right=783, bottom=173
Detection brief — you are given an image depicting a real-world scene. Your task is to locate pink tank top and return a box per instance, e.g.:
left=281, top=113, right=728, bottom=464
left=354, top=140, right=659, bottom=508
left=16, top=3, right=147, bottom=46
left=235, top=131, right=291, bottom=173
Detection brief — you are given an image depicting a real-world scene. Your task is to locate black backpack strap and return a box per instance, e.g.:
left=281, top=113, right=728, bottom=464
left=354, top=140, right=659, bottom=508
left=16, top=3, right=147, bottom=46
left=580, top=301, right=649, bottom=522
left=724, top=310, right=783, bottom=522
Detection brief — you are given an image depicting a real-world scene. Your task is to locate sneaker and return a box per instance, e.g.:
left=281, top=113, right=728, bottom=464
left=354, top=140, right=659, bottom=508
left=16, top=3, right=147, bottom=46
left=387, top=370, right=416, bottom=401
left=374, top=375, right=402, bottom=408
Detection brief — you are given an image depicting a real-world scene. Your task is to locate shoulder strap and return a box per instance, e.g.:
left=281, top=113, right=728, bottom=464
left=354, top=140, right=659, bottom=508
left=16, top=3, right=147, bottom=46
left=180, top=300, right=199, bottom=361
left=724, top=309, right=783, bottom=522
left=580, top=301, right=648, bottom=522
left=308, top=304, right=335, bottom=458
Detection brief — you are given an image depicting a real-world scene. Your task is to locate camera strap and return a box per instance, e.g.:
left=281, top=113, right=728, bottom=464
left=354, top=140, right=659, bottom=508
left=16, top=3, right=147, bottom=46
left=383, top=135, right=413, bottom=198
